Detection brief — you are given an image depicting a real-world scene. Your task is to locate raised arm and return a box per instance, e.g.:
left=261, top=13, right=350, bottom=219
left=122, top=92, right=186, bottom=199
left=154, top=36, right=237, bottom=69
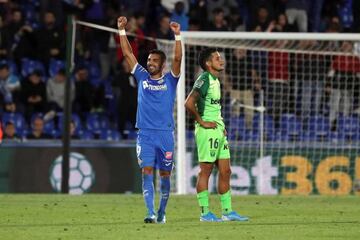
left=184, top=90, right=217, bottom=129
left=169, top=22, right=182, bottom=76
left=117, top=16, right=138, bottom=70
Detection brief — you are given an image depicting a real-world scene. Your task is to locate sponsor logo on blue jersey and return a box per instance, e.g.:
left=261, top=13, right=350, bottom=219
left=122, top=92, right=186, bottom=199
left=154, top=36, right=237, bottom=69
left=142, top=80, right=168, bottom=91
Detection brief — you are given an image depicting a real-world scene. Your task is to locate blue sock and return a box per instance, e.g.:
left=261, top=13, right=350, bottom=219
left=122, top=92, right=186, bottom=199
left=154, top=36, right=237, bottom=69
left=158, top=176, right=170, bottom=214
left=142, top=173, right=155, bottom=215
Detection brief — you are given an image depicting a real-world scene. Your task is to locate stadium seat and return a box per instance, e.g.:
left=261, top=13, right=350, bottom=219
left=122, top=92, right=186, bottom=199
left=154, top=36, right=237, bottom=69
left=186, top=130, right=194, bottom=140
left=300, top=131, right=317, bottom=142
left=328, top=131, right=346, bottom=143
left=99, top=129, right=121, bottom=141
left=84, top=61, right=101, bottom=79
left=280, top=114, right=301, bottom=137
left=2, top=113, right=27, bottom=133
left=49, top=59, right=65, bottom=77
left=0, top=59, right=18, bottom=75
left=78, top=130, right=94, bottom=140
left=21, top=58, right=46, bottom=77
left=308, top=115, right=330, bottom=137
left=86, top=113, right=110, bottom=134
left=57, top=113, right=82, bottom=132
left=337, top=116, right=360, bottom=139
left=127, top=130, right=137, bottom=140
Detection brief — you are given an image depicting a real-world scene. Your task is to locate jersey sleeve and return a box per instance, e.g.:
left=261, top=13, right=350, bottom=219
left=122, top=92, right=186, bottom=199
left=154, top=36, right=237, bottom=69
left=192, top=75, right=209, bottom=98
left=165, top=71, right=180, bottom=88
left=131, top=63, right=148, bottom=83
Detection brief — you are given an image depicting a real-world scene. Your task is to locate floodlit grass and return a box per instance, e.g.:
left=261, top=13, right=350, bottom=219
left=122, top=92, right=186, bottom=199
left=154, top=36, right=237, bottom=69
left=0, top=194, right=359, bottom=240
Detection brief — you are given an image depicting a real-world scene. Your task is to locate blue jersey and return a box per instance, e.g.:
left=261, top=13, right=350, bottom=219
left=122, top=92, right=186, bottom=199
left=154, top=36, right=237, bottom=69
left=131, top=64, right=179, bottom=131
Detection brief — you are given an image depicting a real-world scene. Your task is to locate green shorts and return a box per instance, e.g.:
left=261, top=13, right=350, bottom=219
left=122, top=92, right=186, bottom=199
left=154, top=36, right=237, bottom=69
left=195, top=124, right=230, bottom=162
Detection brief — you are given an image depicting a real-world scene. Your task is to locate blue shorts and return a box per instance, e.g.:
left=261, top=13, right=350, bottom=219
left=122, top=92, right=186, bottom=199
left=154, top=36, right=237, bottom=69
left=136, top=129, right=175, bottom=171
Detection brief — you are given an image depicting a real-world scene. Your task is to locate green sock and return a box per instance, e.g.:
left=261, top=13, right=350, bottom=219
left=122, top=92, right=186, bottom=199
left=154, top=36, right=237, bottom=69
left=220, top=190, right=232, bottom=214
left=197, top=190, right=209, bottom=215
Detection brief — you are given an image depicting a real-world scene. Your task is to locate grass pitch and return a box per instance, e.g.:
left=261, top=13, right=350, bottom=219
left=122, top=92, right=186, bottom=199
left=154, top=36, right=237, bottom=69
left=0, top=194, right=359, bottom=240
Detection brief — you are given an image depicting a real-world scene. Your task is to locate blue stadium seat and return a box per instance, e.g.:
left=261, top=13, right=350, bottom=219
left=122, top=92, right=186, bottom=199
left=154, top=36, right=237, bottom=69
left=86, top=113, right=110, bottom=134
left=300, top=131, right=317, bottom=142
left=337, top=116, right=360, bottom=139
left=83, top=61, right=101, bottom=79
left=99, top=129, right=121, bottom=141
left=328, top=131, right=346, bottom=143
left=280, top=114, right=301, bottom=137
left=21, top=58, right=46, bottom=77
left=186, top=130, right=194, bottom=140
left=308, top=115, right=330, bottom=137
left=57, top=113, right=82, bottom=132
left=78, top=130, right=94, bottom=140
left=2, top=113, right=27, bottom=133
left=49, top=129, right=61, bottom=139
left=127, top=130, right=137, bottom=140
left=104, top=81, right=114, bottom=99
left=49, top=59, right=65, bottom=77
left=0, top=59, right=18, bottom=75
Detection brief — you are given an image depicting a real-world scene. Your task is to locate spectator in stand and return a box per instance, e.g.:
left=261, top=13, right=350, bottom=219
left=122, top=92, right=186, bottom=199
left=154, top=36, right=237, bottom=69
left=27, top=116, right=52, bottom=139
left=327, top=41, right=360, bottom=130
left=171, top=1, right=189, bottom=31
left=161, top=0, right=188, bottom=14
left=206, top=0, right=238, bottom=21
left=0, top=15, right=10, bottom=59
left=335, top=0, right=353, bottom=32
left=266, top=40, right=291, bottom=129
left=188, top=18, right=201, bottom=31
left=0, top=63, right=20, bottom=104
left=295, top=40, right=326, bottom=129
left=3, top=100, right=17, bottom=114
left=154, top=14, right=173, bottom=40
left=2, top=121, right=20, bottom=140
left=21, top=69, right=47, bottom=121
left=188, top=0, right=208, bottom=30
left=46, top=68, right=75, bottom=112
left=13, top=23, right=37, bottom=64
left=35, top=11, right=65, bottom=65
left=207, top=8, right=229, bottom=31
left=268, top=13, right=292, bottom=32
left=284, top=0, right=308, bottom=32
left=73, top=66, right=93, bottom=117
left=251, top=6, right=273, bottom=32
left=307, top=0, right=324, bottom=32
left=134, top=11, right=146, bottom=32
left=116, top=60, right=137, bottom=139
left=227, top=6, right=245, bottom=31
left=226, top=48, right=261, bottom=130
left=7, top=8, right=25, bottom=44
left=247, top=0, right=276, bottom=30
left=69, top=120, right=79, bottom=139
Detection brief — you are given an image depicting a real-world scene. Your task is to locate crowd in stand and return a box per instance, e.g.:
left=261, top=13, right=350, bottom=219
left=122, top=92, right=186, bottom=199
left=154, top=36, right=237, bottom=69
left=0, top=0, right=359, bottom=142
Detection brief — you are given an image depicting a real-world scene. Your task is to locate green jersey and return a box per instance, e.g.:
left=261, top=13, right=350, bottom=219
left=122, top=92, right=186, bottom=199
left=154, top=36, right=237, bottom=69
left=192, top=71, right=224, bottom=127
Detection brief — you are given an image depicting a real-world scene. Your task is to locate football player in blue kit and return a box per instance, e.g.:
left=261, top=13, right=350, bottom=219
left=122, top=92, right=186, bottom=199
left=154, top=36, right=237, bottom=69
left=117, top=16, right=182, bottom=224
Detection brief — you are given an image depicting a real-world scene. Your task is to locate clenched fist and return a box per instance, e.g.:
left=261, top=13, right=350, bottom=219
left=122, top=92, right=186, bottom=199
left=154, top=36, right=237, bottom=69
left=170, top=22, right=181, bottom=35
left=117, top=16, right=127, bottom=30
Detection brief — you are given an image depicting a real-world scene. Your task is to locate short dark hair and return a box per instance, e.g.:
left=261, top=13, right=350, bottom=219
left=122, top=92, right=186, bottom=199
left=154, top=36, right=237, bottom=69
left=149, top=49, right=166, bottom=65
left=0, top=63, right=9, bottom=70
left=5, top=121, right=15, bottom=127
left=198, top=47, right=218, bottom=71
left=212, top=7, right=224, bottom=15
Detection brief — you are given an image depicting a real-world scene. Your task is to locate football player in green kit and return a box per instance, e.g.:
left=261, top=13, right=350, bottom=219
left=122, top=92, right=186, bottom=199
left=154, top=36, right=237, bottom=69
left=185, top=48, right=249, bottom=222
